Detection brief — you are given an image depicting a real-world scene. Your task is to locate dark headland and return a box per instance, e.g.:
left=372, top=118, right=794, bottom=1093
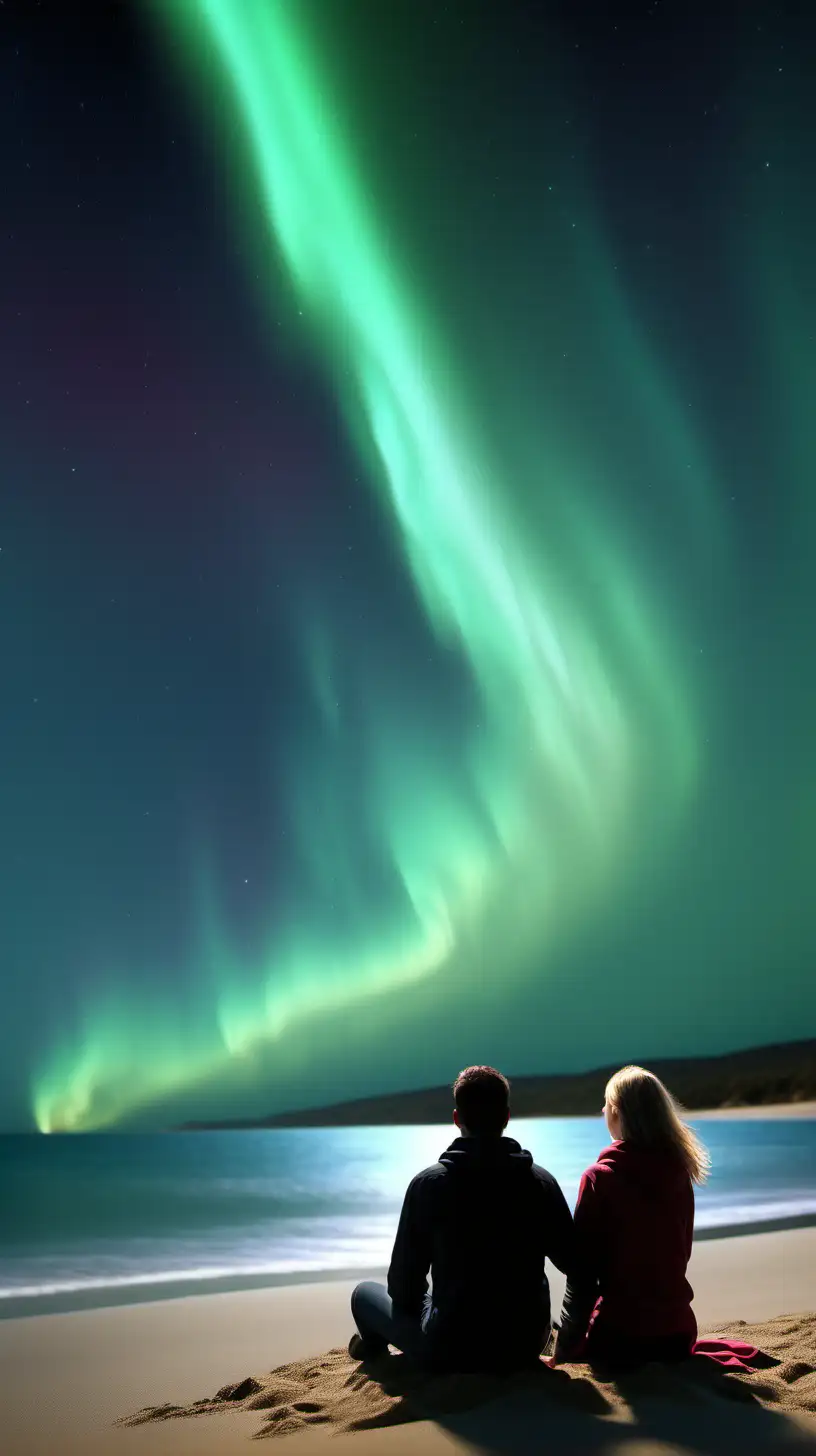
left=178, top=1038, right=816, bottom=1129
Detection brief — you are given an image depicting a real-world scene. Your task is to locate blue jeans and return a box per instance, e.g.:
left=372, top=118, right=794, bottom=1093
left=351, top=1280, right=429, bottom=1362
left=351, top=1280, right=548, bottom=1371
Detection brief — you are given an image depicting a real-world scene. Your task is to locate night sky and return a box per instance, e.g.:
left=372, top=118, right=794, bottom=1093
left=2, top=1, right=814, bottom=1133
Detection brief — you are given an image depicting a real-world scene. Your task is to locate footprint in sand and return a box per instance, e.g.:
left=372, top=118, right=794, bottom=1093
left=779, top=1360, right=814, bottom=1382
left=292, top=1400, right=330, bottom=1420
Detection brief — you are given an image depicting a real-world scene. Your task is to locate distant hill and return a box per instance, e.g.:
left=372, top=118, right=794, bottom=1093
left=178, top=1038, right=816, bottom=1130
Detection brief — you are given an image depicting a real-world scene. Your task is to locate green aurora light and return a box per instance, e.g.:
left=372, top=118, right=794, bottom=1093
left=31, top=0, right=733, bottom=1132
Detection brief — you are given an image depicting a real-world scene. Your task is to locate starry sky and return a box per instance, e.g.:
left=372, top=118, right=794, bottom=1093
left=2, top=0, right=814, bottom=1133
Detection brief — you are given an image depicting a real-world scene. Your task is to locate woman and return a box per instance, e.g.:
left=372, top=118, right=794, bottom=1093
left=550, top=1065, right=760, bottom=1371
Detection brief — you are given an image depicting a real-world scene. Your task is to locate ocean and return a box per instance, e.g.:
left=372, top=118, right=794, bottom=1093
left=3, top=1118, right=815, bottom=1318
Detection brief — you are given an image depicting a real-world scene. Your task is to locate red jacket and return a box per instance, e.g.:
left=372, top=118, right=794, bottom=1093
left=560, top=1140, right=697, bottom=1349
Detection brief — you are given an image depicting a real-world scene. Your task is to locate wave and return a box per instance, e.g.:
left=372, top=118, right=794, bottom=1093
left=3, top=1198, right=816, bottom=1303
left=0, top=1256, right=366, bottom=1300
left=696, top=1197, right=816, bottom=1227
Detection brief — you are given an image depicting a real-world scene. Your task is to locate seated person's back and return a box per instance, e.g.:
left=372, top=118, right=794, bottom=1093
left=351, top=1065, right=574, bottom=1372
left=392, top=1124, right=573, bottom=1362
left=555, top=1064, right=710, bottom=1368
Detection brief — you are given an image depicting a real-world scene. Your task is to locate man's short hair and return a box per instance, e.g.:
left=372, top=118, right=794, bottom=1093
left=453, top=1065, right=510, bottom=1136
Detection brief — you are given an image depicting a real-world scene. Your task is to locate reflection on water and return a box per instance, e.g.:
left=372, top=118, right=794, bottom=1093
left=1, top=1118, right=814, bottom=1307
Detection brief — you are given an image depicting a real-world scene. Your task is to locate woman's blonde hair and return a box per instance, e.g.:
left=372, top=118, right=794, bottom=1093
left=605, top=1065, right=711, bottom=1185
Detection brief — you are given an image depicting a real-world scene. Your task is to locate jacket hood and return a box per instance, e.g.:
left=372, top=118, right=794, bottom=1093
left=439, top=1135, right=533, bottom=1172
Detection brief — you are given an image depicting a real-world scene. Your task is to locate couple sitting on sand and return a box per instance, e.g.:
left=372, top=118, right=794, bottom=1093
left=348, top=1063, right=742, bottom=1375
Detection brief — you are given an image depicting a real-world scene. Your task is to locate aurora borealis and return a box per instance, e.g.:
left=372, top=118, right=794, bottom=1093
left=3, top=1, right=815, bottom=1133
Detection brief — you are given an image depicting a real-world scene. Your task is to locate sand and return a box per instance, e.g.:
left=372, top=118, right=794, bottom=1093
left=117, top=1310, right=816, bottom=1441
left=690, top=1101, right=816, bottom=1119
left=3, top=1226, right=816, bottom=1456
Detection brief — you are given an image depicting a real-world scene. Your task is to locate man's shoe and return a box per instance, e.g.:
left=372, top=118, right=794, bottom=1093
left=348, top=1332, right=388, bottom=1361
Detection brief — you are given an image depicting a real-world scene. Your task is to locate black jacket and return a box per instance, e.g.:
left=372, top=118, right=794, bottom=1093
left=387, top=1134, right=574, bottom=1364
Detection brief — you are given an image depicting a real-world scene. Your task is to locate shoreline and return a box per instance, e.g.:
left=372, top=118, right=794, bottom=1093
left=173, top=1099, right=816, bottom=1132
left=517, top=1101, right=816, bottom=1122
left=4, top=1209, right=816, bottom=1323
left=689, top=1101, right=816, bottom=1119
left=5, top=1101, right=813, bottom=1137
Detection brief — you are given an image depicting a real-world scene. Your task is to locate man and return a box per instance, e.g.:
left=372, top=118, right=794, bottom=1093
left=349, top=1065, right=575, bottom=1372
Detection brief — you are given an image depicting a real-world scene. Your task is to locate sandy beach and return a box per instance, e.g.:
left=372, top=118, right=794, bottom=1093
left=3, top=1224, right=815, bottom=1456
left=690, top=1101, right=816, bottom=1119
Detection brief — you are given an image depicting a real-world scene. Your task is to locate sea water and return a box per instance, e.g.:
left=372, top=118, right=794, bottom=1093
left=2, top=1118, right=815, bottom=1316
